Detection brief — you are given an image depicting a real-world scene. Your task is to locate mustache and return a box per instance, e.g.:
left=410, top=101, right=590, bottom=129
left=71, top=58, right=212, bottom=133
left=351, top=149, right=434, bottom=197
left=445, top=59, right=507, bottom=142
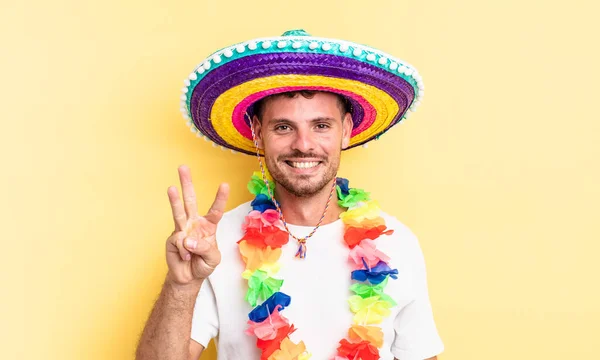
left=277, top=150, right=326, bottom=162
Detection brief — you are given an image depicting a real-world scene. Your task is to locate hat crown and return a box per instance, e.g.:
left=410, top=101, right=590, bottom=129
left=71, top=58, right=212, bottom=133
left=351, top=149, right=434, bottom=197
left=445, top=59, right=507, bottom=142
left=281, top=29, right=311, bottom=37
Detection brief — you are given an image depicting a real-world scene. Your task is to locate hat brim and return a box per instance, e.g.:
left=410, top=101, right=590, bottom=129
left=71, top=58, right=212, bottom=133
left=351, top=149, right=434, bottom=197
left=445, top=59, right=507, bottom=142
left=181, top=35, right=424, bottom=155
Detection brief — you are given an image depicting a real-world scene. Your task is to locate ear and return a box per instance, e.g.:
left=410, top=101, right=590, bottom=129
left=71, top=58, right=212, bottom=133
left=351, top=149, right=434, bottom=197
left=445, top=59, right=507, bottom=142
left=341, top=112, right=353, bottom=149
left=251, top=115, right=264, bottom=149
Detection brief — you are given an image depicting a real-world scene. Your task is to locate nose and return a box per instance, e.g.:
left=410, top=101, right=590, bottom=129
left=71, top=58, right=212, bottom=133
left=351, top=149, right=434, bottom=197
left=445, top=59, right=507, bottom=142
left=291, top=126, right=316, bottom=154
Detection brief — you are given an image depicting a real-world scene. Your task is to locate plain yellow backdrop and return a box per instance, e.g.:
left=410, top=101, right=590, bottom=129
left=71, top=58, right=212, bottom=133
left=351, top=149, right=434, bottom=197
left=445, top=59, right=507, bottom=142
left=2, top=0, right=599, bottom=359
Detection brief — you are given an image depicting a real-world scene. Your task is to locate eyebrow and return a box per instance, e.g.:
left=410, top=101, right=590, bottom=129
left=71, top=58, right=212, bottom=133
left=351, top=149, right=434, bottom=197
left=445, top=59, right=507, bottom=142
left=269, top=116, right=338, bottom=125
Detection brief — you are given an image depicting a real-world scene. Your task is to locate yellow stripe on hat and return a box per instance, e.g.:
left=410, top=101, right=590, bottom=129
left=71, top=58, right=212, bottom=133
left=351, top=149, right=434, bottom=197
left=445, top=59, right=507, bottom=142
left=209, top=75, right=400, bottom=153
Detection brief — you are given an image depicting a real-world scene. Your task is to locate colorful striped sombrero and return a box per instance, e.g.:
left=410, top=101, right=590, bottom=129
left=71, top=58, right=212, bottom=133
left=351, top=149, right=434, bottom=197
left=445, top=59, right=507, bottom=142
left=179, top=29, right=425, bottom=155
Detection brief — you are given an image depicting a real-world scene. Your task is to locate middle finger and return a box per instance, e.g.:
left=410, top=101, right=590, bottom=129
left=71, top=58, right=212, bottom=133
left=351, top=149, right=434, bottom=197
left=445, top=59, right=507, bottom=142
left=167, top=186, right=187, bottom=231
left=178, top=165, right=199, bottom=219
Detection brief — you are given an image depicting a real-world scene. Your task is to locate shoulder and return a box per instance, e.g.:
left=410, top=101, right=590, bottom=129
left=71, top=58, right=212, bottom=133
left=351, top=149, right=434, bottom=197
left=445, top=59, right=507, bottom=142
left=378, top=211, right=427, bottom=267
left=380, top=211, right=420, bottom=246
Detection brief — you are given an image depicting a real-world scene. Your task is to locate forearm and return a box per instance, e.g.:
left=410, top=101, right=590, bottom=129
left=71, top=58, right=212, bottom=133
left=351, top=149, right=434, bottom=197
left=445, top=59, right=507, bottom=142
left=136, top=276, right=203, bottom=360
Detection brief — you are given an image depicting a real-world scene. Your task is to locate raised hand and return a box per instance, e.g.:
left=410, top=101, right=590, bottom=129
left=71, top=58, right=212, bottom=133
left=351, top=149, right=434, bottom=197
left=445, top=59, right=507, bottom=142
left=165, top=165, right=229, bottom=286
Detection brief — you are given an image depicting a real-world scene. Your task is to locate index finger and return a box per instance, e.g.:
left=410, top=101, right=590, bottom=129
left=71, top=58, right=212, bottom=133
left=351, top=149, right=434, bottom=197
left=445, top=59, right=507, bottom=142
left=205, top=183, right=230, bottom=224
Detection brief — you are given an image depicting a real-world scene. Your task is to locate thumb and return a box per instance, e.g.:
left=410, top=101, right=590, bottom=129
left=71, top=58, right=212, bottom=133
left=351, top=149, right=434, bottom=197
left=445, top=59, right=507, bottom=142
left=205, top=183, right=230, bottom=224
left=190, top=237, right=222, bottom=278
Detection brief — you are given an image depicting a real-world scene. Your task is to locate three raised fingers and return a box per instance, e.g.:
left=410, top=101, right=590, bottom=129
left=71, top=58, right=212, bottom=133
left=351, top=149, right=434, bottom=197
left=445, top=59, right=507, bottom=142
left=168, top=165, right=230, bottom=231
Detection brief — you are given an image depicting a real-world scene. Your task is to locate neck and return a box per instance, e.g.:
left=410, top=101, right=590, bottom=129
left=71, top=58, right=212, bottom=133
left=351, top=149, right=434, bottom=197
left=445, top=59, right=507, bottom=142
left=274, top=178, right=345, bottom=227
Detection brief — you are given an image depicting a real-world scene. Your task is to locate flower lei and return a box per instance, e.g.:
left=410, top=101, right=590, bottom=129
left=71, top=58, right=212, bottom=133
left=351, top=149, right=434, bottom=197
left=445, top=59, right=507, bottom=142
left=238, top=172, right=398, bottom=360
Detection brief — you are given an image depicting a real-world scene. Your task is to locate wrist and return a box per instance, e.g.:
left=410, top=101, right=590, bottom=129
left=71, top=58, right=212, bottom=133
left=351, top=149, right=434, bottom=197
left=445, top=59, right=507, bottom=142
left=164, top=273, right=204, bottom=294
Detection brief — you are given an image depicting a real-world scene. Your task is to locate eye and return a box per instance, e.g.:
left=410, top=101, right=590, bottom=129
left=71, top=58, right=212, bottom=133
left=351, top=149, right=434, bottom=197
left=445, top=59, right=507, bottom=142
left=275, top=124, right=291, bottom=132
left=316, top=123, right=330, bottom=130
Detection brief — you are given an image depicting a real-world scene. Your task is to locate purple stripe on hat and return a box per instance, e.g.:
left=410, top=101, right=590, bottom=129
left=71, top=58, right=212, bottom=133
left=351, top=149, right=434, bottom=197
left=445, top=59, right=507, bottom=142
left=189, top=52, right=414, bottom=149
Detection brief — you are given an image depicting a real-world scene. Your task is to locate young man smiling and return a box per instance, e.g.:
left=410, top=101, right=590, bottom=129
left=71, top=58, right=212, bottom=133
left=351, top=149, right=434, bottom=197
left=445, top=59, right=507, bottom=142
left=137, top=30, right=443, bottom=360
left=252, top=91, right=353, bottom=204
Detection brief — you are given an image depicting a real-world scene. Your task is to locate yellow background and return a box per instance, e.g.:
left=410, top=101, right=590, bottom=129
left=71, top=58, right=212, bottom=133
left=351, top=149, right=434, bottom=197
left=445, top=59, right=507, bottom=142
left=2, top=0, right=598, bottom=359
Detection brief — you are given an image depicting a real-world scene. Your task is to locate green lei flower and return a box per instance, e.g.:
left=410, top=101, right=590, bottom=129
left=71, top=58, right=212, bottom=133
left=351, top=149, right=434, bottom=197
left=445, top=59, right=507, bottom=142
left=337, top=186, right=371, bottom=208
left=247, top=171, right=275, bottom=197
left=245, top=269, right=284, bottom=307
left=349, top=277, right=397, bottom=306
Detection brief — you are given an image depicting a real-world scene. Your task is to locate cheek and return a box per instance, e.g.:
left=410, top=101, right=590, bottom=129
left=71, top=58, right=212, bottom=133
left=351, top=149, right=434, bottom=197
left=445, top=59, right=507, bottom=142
left=263, top=137, right=288, bottom=153
left=318, top=134, right=343, bottom=152
left=262, top=137, right=292, bottom=161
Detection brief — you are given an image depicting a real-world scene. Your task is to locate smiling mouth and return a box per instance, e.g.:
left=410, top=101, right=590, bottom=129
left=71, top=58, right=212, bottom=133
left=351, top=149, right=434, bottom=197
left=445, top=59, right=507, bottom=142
left=284, top=161, right=321, bottom=169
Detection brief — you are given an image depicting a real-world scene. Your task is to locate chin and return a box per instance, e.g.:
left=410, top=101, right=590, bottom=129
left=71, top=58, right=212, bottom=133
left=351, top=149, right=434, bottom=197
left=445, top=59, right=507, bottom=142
left=277, top=167, right=334, bottom=197
left=264, top=154, right=339, bottom=197
left=288, top=181, right=324, bottom=197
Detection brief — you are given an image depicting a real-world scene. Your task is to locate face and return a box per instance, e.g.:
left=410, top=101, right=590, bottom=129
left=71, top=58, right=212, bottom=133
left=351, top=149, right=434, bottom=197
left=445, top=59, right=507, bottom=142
left=253, top=92, right=353, bottom=198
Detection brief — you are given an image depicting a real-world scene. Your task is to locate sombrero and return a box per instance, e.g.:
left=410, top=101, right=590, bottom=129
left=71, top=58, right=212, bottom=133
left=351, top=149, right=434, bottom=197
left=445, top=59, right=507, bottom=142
left=179, top=29, right=424, bottom=155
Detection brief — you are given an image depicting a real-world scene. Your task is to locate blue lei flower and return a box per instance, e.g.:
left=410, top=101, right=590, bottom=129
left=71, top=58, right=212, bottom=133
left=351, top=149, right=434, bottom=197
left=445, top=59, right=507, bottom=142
left=251, top=194, right=277, bottom=212
left=336, top=177, right=350, bottom=197
left=248, top=292, right=291, bottom=323
left=351, top=260, right=399, bottom=285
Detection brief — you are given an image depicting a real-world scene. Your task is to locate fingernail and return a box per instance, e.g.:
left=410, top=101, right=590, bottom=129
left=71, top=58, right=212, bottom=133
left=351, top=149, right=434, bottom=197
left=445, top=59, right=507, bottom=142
left=186, top=239, right=197, bottom=249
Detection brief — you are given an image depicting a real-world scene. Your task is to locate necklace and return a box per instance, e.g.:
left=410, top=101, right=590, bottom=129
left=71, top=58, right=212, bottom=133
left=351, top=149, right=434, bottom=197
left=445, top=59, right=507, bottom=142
left=238, top=173, right=399, bottom=360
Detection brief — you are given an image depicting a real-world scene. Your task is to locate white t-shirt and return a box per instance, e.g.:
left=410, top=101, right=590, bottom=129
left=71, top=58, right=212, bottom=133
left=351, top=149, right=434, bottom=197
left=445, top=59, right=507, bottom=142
left=191, top=202, right=444, bottom=360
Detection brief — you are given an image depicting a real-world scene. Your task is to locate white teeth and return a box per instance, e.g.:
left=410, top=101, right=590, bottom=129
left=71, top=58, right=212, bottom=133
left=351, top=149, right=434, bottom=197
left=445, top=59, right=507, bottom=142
left=289, top=161, right=319, bottom=169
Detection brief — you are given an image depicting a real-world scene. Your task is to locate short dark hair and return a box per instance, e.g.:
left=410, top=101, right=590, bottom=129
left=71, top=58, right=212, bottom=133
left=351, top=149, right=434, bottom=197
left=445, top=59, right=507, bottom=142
left=253, top=90, right=351, bottom=121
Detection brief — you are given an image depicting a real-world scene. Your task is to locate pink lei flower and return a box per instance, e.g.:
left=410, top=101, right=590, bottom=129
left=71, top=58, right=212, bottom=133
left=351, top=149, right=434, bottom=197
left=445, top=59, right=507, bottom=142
left=243, top=209, right=285, bottom=231
left=245, top=305, right=290, bottom=340
left=348, top=239, right=391, bottom=269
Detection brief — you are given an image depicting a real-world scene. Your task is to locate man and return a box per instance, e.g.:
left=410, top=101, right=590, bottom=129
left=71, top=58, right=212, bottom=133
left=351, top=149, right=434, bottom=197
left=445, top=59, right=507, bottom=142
left=136, top=30, right=443, bottom=360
